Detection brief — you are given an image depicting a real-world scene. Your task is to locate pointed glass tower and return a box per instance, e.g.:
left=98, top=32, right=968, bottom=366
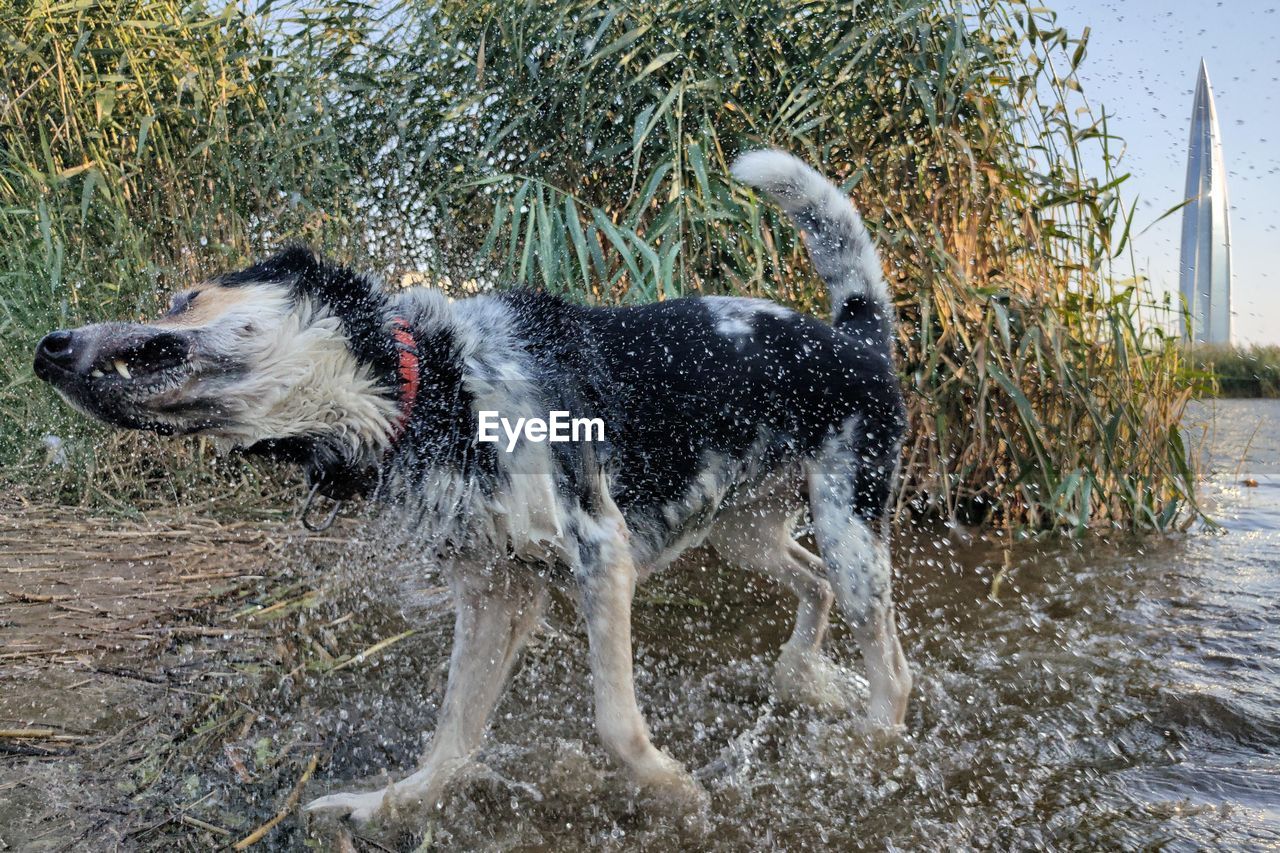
left=1179, top=60, right=1233, bottom=344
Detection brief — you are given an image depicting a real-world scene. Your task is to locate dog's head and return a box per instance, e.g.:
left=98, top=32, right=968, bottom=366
left=34, top=246, right=402, bottom=496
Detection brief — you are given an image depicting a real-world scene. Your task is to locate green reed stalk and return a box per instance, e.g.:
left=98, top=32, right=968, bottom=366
left=0, top=0, right=1200, bottom=530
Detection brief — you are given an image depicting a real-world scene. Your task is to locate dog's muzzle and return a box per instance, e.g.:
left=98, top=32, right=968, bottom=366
left=35, top=324, right=190, bottom=385
left=34, top=323, right=197, bottom=433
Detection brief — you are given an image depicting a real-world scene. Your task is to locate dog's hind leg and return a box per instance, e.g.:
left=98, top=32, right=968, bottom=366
left=305, top=566, right=546, bottom=824
left=707, top=504, right=852, bottom=711
left=806, top=449, right=911, bottom=727
left=574, top=501, right=704, bottom=806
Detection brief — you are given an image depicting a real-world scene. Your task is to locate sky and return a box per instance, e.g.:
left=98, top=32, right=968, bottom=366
left=1050, top=0, right=1280, bottom=344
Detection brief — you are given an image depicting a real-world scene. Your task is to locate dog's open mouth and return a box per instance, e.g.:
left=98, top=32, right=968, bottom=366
left=35, top=328, right=189, bottom=385
left=33, top=326, right=195, bottom=412
left=80, top=333, right=190, bottom=384
left=33, top=324, right=245, bottom=436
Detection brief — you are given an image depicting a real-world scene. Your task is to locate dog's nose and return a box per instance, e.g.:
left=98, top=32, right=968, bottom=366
left=35, top=330, right=78, bottom=370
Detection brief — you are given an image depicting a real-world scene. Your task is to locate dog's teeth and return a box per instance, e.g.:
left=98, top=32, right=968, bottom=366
left=90, top=369, right=104, bottom=378
left=113, top=359, right=131, bottom=379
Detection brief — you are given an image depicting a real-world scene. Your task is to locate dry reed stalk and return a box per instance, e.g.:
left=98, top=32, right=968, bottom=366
left=231, top=753, right=319, bottom=850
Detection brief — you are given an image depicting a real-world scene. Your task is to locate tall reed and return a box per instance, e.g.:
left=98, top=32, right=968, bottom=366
left=0, top=0, right=365, bottom=503
left=1, top=0, right=1199, bottom=530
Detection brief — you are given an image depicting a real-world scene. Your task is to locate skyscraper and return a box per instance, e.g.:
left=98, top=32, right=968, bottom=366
left=1179, top=60, right=1233, bottom=345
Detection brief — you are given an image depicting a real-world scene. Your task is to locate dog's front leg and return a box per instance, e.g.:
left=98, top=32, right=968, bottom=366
left=306, top=567, right=546, bottom=825
left=575, top=518, right=704, bottom=806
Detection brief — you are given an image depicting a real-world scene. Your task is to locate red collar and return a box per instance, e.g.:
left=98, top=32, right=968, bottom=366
left=389, top=317, right=420, bottom=444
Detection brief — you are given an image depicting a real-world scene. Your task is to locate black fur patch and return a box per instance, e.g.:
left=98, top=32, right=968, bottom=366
left=610, top=297, right=895, bottom=517
left=380, top=302, right=488, bottom=485
left=244, top=435, right=377, bottom=501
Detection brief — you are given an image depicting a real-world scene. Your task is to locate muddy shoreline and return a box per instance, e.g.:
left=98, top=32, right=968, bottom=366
left=0, top=499, right=344, bottom=850
left=2, top=401, right=1278, bottom=851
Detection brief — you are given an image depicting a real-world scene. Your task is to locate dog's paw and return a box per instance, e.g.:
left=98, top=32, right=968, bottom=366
left=302, top=788, right=386, bottom=819
left=304, top=788, right=388, bottom=825
left=773, top=647, right=861, bottom=715
left=632, top=752, right=710, bottom=813
left=304, top=758, right=466, bottom=828
left=635, top=762, right=712, bottom=837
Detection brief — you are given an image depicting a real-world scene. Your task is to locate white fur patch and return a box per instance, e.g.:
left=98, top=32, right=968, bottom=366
left=180, top=286, right=396, bottom=453
left=731, top=150, right=891, bottom=311
left=455, top=296, right=569, bottom=559
left=704, top=296, right=794, bottom=338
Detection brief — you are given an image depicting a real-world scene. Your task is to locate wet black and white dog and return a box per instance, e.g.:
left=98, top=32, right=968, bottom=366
left=34, top=151, right=910, bottom=822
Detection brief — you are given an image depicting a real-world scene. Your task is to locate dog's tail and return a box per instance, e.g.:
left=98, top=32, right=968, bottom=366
left=731, top=150, right=891, bottom=330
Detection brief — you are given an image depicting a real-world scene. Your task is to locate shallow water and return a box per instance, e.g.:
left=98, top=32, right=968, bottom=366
left=6, top=402, right=1275, bottom=850
left=292, top=399, right=1280, bottom=850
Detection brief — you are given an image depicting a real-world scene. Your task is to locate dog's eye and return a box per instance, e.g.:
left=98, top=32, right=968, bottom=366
left=166, top=290, right=199, bottom=316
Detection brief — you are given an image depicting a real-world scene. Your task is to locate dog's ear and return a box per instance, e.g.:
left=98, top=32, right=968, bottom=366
left=284, top=247, right=398, bottom=383
left=214, top=243, right=322, bottom=287
left=219, top=245, right=399, bottom=387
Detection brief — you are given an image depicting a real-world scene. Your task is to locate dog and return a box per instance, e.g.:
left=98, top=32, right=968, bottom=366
left=34, top=150, right=910, bottom=823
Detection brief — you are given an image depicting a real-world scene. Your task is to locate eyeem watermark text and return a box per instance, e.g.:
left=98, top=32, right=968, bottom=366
left=477, top=410, right=605, bottom=452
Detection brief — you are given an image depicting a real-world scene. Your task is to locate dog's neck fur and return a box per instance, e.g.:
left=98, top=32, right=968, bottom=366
left=240, top=250, right=528, bottom=557
left=239, top=250, right=466, bottom=501
left=371, top=290, right=568, bottom=559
